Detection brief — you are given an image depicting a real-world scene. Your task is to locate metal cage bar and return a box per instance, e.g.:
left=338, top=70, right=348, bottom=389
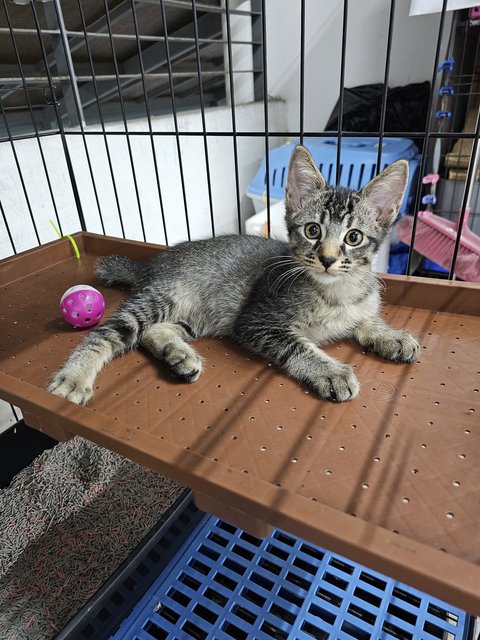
left=2, top=0, right=64, bottom=236
left=159, top=0, right=192, bottom=241
left=224, top=0, right=242, bottom=233
left=29, top=0, right=88, bottom=233
left=449, top=106, right=480, bottom=277
left=102, top=0, right=147, bottom=242
left=335, top=0, right=348, bottom=187
left=376, top=0, right=396, bottom=173
left=130, top=0, right=170, bottom=244
left=405, top=0, right=449, bottom=276
left=260, top=0, right=270, bottom=237
left=299, top=0, right=305, bottom=147
left=0, top=99, right=41, bottom=245
left=192, top=0, right=216, bottom=238
left=3, top=127, right=480, bottom=142
left=49, top=0, right=107, bottom=236
left=75, top=0, right=125, bottom=238
left=0, top=197, right=15, bottom=254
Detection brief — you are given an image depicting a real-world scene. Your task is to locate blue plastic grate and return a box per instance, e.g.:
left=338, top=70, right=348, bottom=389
left=111, top=515, right=470, bottom=640
left=246, top=137, right=421, bottom=215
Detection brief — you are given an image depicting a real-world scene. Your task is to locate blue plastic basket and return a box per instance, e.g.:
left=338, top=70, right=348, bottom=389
left=247, top=137, right=420, bottom=215
left=111, top=514, right=470, bottom=640
left=422, top=258, right=449, bottom=274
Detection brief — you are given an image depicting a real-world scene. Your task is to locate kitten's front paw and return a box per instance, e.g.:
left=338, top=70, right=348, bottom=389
left=48, top=369, right=93, bottom=405
left=367, top=331, right=419, bottom=363
left=314, top=363, right=359, bottom=402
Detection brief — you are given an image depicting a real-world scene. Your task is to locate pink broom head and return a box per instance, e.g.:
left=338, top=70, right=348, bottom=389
left=396, top=210, right=480, bottom=282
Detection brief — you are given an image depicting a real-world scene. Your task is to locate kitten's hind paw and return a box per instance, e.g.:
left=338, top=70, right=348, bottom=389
left=313, top=363, right=359, bottom=402
left=164, top=343, right=203, bottom=383
left=141, top=323, right=203, bottom=384
left=48, top=370, right=93, bottom=405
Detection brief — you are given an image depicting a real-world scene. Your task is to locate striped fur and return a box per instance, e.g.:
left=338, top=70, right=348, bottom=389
left=49, top=147, right=418, bottom=404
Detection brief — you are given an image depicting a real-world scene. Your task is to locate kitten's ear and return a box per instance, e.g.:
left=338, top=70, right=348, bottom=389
left=360, top=159, right=409, bottom=228
left=285, top=146, right=326, bottom=213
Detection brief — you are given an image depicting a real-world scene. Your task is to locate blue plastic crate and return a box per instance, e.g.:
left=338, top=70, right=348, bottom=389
left=422, top=258, right=449, bottom=274
left=247, top=137, right=420, bottom=215
left=111, top=515, right=470, bottom=640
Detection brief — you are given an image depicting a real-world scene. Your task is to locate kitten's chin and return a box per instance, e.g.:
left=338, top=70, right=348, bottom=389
left=308, top=269, right=342, bottom=284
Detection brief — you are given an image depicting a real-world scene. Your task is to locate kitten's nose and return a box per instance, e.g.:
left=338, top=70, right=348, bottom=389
left=319, top=255, right=336, bottom=269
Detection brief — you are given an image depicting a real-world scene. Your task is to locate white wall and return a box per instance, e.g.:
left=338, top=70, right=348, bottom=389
left=265, top=0, right=453, bottom=133
left=0, top=100, right=288, bottom=262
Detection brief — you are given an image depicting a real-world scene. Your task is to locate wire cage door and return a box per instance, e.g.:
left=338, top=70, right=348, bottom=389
left=0, top=0, right=480, bottom=628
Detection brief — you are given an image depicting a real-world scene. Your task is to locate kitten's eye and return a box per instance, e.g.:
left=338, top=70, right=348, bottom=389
left=304, top=222, right=321, bottom=239
left=344, top=229, right=364, bottom=246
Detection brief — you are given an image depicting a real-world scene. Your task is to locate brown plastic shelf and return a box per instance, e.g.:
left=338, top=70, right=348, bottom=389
left=1, top=232, right=479, bottom=614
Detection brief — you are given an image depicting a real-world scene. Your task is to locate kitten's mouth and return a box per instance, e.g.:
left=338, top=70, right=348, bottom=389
left=309, top=263, right=341, bottom=276
left=299, top=256, right=343, bottom=277
left=295, top=256, right=343, bottom=280
left=308, top=266, right=341, bottom=282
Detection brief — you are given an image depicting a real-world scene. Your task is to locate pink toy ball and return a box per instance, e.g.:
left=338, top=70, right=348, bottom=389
left=60, top=285, right=105, bottom=329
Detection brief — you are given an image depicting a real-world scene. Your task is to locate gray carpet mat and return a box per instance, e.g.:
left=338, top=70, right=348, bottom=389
left=0, top=436, right=184, bottom=639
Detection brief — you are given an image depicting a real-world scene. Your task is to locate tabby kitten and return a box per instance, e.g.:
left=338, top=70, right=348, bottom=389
left=49, top=146, right=419, bottom=405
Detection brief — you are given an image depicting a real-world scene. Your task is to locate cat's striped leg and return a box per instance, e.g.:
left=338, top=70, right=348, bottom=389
left=49, top=293, right=160, bottom=404
left=140, top=322, right=202, bottom=383
left=276, top=337, right=359, bottom=401
left=354, top=317, right=419, bottom=363
left=234, top=325, right=359, bottom=402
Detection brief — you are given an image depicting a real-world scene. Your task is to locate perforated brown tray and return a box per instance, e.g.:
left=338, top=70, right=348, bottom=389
left=1, top=232, right=479, bottom=614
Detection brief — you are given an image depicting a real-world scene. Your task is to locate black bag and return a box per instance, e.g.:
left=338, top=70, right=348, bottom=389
left=325, top=81, right=430, bottom=137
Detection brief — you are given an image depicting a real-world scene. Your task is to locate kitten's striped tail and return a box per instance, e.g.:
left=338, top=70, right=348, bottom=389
left=96, top=255, right=140, bottom=287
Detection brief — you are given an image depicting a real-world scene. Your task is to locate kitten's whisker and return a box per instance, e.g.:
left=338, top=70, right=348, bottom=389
left=280, top=267, right=306, bottom=295
left=264, top=259, right=298, bottom=280
left=374, top=273, right=387, bottom=293
left=264, top=262, right=295, bottom=271
left=264, top=256, right=296, bottom=268
left=271, top=268, right=299, bottom=294
left=264, top=253, right=294, bottom=259
left=270, top=266, right=305, bottom=294
left=341, top=267, right=376, bottom=294
left=281, top=265, right=305, bottom=284
left=262, top=254, right=295, bottom=265
left=287, top=267, right=307, bottom=295
left=353, top=265, right=386, bottom=293
left=264, top=259, right=296, bottom=270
